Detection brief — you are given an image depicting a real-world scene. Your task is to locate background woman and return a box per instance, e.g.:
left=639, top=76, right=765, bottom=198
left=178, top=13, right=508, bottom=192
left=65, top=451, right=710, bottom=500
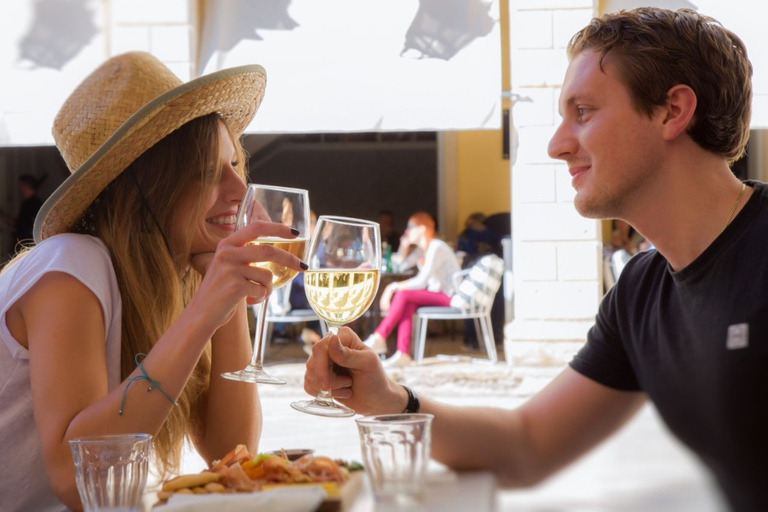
left=0, top=52, right=305, bottom=511
left=364, top=212, right=460, bottom=366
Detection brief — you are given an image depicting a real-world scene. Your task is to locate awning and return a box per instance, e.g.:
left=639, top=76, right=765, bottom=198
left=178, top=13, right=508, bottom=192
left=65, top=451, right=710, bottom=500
left=0, top=1, right=109, bottom=146
left=198, top=0, right=503, bottom=133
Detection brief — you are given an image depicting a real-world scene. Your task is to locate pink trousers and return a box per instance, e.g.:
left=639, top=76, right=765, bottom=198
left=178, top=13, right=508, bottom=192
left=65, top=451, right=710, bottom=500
left=375, top=288, right=451, bottom=354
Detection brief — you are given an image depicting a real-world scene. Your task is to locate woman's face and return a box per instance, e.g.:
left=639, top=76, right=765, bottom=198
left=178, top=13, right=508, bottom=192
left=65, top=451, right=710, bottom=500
left=404, top=218, right=427, bottom=245
left=177, top=121, right=246, bottom=256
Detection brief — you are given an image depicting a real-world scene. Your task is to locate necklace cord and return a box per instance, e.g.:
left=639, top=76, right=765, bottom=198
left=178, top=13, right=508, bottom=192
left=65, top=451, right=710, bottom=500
left=721, top=182, right=747, bottom=235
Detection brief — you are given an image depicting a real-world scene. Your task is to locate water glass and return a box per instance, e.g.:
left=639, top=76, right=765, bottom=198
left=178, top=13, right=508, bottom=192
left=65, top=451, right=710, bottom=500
left=356, top=414, right=434, bottom=504
left=69, top=433, right=152, bottom=512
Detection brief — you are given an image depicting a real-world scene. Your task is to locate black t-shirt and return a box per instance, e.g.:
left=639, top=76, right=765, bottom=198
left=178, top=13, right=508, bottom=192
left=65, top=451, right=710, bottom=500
left=571, top=181, right=768, bottom=511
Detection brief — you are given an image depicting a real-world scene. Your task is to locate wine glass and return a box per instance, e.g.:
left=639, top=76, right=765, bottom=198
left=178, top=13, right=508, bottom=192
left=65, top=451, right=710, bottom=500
left=221, top=184, right=310, bottom=385
left=291, top=216, right=381, bottom=417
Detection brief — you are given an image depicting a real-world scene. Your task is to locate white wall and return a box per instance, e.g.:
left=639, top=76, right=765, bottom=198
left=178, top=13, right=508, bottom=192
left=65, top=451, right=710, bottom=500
left=504, top=0, right=601, bottom=359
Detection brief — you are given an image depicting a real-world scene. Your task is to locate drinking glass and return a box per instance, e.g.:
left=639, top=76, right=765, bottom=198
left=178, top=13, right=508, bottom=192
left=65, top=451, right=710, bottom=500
left=221, top=184, right=310, bottom=385
left=356, top=414, right=434, bottom=504
left=69, top=433, right=152, bottom=512
left=291, top=216, right=380, bottom=417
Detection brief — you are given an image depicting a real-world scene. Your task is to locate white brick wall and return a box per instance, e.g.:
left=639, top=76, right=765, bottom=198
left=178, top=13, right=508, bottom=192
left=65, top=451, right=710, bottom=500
left=513, top=11, right=553, bottom=49
left=109, top=0, right=195, bottom=79
left=513, top=87, right=555, bottom=127
left=553, top=9, right=594, bottom=48
left=506, top=1, right=599, bottom=353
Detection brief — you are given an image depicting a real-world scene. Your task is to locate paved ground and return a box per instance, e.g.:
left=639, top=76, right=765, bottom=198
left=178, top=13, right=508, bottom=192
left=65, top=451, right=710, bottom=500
left=177, top=331, right=725, bottom=511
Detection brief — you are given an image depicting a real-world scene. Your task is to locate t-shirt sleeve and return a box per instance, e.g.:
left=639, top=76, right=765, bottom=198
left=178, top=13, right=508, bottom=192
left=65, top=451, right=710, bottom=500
left=569, top=284, right=641, bottom=391
left=0, top=234, right=118, bottom=360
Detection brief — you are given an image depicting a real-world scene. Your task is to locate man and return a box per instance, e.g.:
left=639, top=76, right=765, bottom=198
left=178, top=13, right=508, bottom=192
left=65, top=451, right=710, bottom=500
left=304, top=8, right=764, bottom=511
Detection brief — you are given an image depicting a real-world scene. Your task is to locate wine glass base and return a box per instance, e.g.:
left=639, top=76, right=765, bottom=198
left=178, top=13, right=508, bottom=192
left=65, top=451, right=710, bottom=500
left=221, top=366, right=287, bottom=385
left=290, top=398, right=355, bottom=418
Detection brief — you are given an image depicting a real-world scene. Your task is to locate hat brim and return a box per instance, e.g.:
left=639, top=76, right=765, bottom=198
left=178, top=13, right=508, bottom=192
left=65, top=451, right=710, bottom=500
left=34, top=64, right=266, bottom=242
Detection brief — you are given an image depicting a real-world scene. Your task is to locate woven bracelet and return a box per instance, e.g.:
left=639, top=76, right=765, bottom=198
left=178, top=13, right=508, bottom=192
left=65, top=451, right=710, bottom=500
left=118, top=353, right=179, bottom=416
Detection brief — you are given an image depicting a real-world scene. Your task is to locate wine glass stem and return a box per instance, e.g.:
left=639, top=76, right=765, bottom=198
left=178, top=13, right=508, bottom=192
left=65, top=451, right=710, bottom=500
left=248, top=298, right=270, bottom=369
left=317, top=325, right=340, bottom=402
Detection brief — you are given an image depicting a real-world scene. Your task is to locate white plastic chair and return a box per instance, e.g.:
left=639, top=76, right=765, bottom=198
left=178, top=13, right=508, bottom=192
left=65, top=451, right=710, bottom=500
left=255, top=278, right=326, bottom=365
left=413, top=254, right=505, bottom=365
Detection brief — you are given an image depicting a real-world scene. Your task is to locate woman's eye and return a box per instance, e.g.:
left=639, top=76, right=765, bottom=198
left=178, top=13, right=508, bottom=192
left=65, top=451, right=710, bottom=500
left=231, top=160, right=239, bottom=169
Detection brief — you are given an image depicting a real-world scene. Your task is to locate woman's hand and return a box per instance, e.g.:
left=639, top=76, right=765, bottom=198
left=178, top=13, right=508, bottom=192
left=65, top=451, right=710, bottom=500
left=189, top=221, right=305, bottom=330
left=379, top=282, right=399, bottom=312
left=303, top=327, right=407, bottom=416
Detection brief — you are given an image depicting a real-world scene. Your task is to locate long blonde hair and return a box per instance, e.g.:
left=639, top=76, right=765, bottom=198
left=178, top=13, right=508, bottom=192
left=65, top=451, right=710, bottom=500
left=9, top=113, right=247, bottom=476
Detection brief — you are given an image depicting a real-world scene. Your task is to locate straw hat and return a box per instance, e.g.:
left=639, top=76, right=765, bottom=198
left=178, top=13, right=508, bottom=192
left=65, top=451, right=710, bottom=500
left=33, top=51, right=266, bottom=242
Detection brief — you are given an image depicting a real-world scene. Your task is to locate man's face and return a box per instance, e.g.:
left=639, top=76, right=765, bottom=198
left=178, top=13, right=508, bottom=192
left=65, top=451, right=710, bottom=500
left=548, top=50, right=664, bottom=219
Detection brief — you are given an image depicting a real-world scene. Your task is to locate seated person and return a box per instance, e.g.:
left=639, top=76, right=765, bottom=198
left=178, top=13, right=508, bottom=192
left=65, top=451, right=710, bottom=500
left=455, top=212, right=503, bottom=268
left=303, top=8, right=767, bottom=511
left=378, top=209, right=402, bottom=252
left=0, top=53, right=305, bottom=510
left=363, top=212, right=460, bottom=366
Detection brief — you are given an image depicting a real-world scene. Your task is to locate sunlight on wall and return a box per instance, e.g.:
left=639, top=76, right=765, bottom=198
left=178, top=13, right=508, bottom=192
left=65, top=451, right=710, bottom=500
left=455, top=130, right=511, bottom=238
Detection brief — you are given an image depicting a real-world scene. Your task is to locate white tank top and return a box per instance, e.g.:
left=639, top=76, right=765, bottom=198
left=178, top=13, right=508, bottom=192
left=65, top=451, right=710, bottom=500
left=0, top=234, right=122, bottom=511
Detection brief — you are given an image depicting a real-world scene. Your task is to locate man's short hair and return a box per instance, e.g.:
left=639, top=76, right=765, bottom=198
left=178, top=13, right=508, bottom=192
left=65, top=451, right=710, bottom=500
left=568, top=7, right=752, bottom=164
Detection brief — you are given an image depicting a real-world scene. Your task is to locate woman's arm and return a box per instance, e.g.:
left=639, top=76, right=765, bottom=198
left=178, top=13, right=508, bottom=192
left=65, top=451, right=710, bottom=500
left=392, top=240, right=440, bottom=291
left=20, top=272, right=218, bottom=509
left=191, top=300, right=261, bottom=464
left=18, top=221, right=302, bottom=509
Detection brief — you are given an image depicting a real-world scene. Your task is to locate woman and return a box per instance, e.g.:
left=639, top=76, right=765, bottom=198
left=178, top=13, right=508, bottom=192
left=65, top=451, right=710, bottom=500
left=364, top=212, right=461, bottom=366
left=0, top=52, right=305, bottom=511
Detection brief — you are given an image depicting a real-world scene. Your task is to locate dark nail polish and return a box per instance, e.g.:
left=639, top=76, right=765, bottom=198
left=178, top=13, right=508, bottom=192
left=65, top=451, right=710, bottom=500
left=290, top=227, right=300, bottom=235
left=300, top=261, right=309, bottom=270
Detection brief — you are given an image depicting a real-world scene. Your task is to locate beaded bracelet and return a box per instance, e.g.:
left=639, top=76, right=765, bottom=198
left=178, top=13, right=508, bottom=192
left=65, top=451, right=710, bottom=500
left=118, top=353, right=178, bottom=416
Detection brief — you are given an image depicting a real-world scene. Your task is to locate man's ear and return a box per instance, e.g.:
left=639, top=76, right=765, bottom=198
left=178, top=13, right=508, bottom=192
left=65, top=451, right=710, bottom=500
left=660, top=84, right=697, bottom=141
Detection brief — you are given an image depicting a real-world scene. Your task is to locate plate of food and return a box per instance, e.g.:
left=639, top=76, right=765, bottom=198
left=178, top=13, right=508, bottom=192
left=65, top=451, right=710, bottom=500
left=156, top=444, right=364, bottom=512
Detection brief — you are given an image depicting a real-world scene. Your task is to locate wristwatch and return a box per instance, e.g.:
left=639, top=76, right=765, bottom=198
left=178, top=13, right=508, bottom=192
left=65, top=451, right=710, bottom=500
left=401, top=385, right=420, bottom=414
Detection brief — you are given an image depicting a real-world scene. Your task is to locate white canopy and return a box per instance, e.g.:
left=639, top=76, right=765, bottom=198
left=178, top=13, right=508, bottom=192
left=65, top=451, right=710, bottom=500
left=0, top=1, right=109, bottom=146
left=198, top=0, right=503, bottom=134
left=2, top=1, right=765, bottom=146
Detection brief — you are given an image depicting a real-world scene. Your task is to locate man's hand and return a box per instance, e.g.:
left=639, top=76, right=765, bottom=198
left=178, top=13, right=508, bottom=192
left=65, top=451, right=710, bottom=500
left=303, top=327, right=407, bottom=416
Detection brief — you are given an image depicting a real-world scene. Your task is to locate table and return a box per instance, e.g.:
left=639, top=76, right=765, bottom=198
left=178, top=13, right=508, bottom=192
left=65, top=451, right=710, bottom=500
left=349, top=469, right=497, bottom=512
left=145, top=468, right=497, bottom=512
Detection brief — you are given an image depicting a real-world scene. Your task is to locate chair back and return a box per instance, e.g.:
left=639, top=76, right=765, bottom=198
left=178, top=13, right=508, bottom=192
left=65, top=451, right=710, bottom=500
left=267, top=278, right=293, bottom=317
left=449, top=254, right=504, bottom=314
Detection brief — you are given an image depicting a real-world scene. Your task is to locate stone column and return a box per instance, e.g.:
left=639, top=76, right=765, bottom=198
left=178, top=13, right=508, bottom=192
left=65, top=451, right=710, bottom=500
left=504, top=1, right=602, bottom=365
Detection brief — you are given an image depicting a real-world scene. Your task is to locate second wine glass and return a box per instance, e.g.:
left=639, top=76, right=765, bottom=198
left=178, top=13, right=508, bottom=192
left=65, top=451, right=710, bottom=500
left=221, top=184, right=310, bottom=385
left=291, top=216, right=381, bottom=417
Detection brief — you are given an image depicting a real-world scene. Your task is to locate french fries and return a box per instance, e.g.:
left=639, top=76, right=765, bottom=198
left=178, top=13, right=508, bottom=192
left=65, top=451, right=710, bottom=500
left=156, top=444, right=360, bottom=506
left=161, top=471, right=222, bottom=492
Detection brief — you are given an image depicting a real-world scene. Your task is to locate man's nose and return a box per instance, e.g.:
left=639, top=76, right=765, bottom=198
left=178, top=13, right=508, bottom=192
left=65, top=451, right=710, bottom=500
left=548, top=121, right=577, bottom=161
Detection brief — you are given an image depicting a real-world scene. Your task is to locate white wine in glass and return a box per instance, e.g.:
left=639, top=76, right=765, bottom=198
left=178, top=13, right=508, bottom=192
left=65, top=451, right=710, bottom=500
left=221, top=184, right=310, bottom=385
left=291, top=216, right=380, bottom=417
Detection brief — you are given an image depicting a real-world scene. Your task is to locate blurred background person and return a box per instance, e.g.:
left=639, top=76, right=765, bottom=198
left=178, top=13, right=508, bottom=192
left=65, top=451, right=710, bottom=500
left=378, top=209, right=401, bottom=252
left=455, top=211, right=502, bottom=269
left=363, top=211, right=460, bottom=366
left=1, top=173, right=47, bottom=251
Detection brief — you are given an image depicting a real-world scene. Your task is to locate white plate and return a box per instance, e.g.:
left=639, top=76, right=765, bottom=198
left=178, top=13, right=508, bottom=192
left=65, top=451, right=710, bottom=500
left=161, top=487, right=324, bottom=512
